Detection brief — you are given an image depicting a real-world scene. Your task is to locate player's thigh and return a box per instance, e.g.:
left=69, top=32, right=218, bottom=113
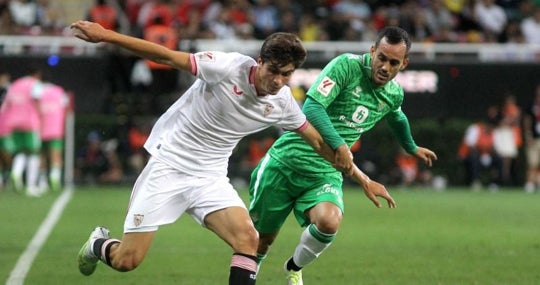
left=294, top=175, right=345, bottom=227
left=249, top=155, right=297, bottom=233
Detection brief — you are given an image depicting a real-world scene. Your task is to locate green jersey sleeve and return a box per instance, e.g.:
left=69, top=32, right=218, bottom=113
left=386, top=108, right=418, bottom=154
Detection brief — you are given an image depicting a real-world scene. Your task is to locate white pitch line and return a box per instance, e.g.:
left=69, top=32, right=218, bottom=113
left=6, top=187, right=74, bottom=285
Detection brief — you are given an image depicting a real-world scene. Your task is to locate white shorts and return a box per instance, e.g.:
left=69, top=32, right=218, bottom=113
left=124, top=157, right=246, bottom=233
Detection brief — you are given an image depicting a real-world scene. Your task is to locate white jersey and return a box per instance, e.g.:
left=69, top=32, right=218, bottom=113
left=144, top=51, right=307, bottom=177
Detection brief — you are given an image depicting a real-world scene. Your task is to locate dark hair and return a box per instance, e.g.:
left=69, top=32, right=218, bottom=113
left=259, top=32, right=306, bottom=69
left=375, top=26, right=412, bottom=56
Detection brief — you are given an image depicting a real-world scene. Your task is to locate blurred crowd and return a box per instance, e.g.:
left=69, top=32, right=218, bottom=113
left=0, top=0, right=539, bottom=44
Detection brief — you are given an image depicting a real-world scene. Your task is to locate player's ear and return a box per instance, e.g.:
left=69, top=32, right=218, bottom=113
left=256, top=56, right=263, bottom=65
left=400, top=57, right=409, bottom=70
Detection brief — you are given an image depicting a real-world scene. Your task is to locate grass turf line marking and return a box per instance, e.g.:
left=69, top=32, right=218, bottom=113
left=6, top=187, right=74, bottom=285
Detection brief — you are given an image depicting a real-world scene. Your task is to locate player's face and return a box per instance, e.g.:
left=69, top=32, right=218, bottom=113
left=369, top=38, right=409, bottom=86
left=256, top=59, right=295, bottom=95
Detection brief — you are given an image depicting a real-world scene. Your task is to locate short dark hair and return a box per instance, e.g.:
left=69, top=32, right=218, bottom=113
left=259, top=32, right=307, bottom=69
left=375, top=26, right=412, bottom=56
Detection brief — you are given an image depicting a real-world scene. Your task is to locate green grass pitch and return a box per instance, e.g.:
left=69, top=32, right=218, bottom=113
left=1, top=186, right=539, bottom=285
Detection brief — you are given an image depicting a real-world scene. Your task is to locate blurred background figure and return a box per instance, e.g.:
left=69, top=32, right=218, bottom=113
left=393, top=147, right=433, bottom=188
left=126, top=118, right=151, bottom=177
left=86, top=0, right=119, bottom=32
left=75, top=131, right=123, bottom=185
left=458, top=106, right=502, bottom=191
left=493, top=93, right=522, bottom=187
left=38, top=81, right=70, bottom=192
left=523, top=84, right=540, bottom=193
left=1, top=67, right=44, bottom=196
left=0, top=70, right=12, bottom=190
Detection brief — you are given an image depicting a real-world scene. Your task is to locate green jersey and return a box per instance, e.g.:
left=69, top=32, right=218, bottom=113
left=268, top=53, right=406, bottom=175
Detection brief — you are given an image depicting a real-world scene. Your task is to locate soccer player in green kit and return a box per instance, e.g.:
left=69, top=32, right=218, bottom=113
left=249, top=26, right=438, bottom=285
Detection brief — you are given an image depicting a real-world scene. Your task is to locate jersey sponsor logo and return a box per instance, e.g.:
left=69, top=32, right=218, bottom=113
left=133, top=214, right=144, bottom=227
left=352, top=86, right=362, bottom=97
left=233, top=85, right=244, bottom=95
left=316, top=183, right=340, bottom=196
left=317, top=76, right=335, bottom=97
left=352, top=105, right=369, bottom=123
left=197, top=52, right=215, bottom=62
left=264, top=103, right=274, bottom=117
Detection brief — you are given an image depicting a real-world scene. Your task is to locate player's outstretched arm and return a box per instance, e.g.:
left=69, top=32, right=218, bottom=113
left=348, top=165, right=396, bottom=208
left=413, top=147, right=437, bottom=167
left=70, top=20, right=191, bottom=72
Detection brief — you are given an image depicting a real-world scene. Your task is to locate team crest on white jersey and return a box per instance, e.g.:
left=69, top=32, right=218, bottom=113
left=264, top=104, right=274, bottom=117
left=133, top=214, right=144, bottom=227
left=197, top=52, right=215, bottom=62
left=317, top=76, right=335, bottom=97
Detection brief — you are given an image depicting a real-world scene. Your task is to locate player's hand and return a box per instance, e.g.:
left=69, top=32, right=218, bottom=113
left=70, top=20, right=106, bottom=43
left=413, top=147, right=437, bottom=167
left=333, top=144, right=353, bottom=175
left=363, top=180, right=396, bottom=208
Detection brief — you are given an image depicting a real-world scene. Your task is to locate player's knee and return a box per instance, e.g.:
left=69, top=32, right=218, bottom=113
left=314, top=215, right=342, bottom=234
left=233, top=226, right=259, bottom=253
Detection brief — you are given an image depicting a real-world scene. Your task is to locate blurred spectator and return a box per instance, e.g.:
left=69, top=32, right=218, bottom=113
left=251, top=0, right=279, bottom=39
left=457, top=106, right=502, bottom=191
left=408, top=6, right=435, bottom=42
left=299, top=12, right=328, bottom=41
left=393, top=147, right=433, bottom=187
left=207, top=5, right=238, bottom=39
left=126, top=119, right=151, bottom=175
left=499, top=19, right=525, bottom=43
left=8, top=0, right=37, bottom=29
left=423, top=0, right=456, bottom=35
left=522, top=84, right=540, bottom=193
left=174, top=0, right=212, bottom=40
left=76, top=131, right=123, bottom=185
left=332, top=0, right=371, bottom=40
left=136, top=0, right=173, bottom=36
left=124, top=0, right=145, bottom=28
left=0, top=4, right=17, bottom=35
left=520, top=4, right=540, bottom=44
left=493, top=94, right=522, bottom=186
left=142, top=15, right=179, bottom=94
left=473, top=0, right=507, bottom=42
left=38, top=82, right=70, bottom=191
left=86, top=0, right=119, bottom=31
left=35, top=0, right=66, bottom=35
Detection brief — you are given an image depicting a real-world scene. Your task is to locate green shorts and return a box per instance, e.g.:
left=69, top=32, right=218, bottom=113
left=11, top=131, right=41, bottom=153
left=0, top=135, right=15, bottom=154
left=42, top=139, right=64, bottom=150
left=249, top=154, right=344, bottom=233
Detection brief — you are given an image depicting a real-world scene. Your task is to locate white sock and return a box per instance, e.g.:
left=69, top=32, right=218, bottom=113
left=26, top=154, right=41, bottom=189
left=11, top=153, right=27, bottom=179
left=50, top=166, right=62, bottom=181
left=292, top=225, right=334, bottom=268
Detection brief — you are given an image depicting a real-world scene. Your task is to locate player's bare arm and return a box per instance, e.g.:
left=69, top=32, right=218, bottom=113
left=70, top=20, right=191, bottom=72
left=296, top=123, right=353, bottom=173
left=347, top=165, right=396, bottom=208
left=413, top=147, right=438, bottom=167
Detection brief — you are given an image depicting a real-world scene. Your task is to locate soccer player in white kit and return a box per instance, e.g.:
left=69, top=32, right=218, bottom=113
left=71, top=20, right=355, bottom=285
